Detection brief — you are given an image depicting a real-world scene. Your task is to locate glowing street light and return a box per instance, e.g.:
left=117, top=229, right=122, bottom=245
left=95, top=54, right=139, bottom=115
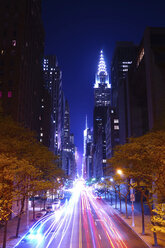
left=117, top=169, right=123, bottom=175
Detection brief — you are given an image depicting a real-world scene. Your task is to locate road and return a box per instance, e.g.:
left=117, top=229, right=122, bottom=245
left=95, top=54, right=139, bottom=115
left=15, top=182, right=149, bottom=248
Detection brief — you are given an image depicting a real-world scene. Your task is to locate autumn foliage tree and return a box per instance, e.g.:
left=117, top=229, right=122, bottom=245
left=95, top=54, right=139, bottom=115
left=0, top=115, right=64, bottom=247
left=107, top=130, right=165, bottom=246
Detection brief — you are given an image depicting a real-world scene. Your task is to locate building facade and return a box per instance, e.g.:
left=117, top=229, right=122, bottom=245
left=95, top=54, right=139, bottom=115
left=93, top=51, right=111, bottom=178
left=83, top=117, right=93, bottom=179
left=43, top=55, right=62, bottom=154
left=0, top=0, right=44, bottom=137
left=111, top=42, right=137, bottom=144
left=62, top=99, right=76, bottom=177
left=126, top=27, right=165, bottom=137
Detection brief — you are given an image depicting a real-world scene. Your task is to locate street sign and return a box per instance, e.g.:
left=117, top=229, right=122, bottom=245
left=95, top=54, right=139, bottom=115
left=130, top=193, right=135, bottom=202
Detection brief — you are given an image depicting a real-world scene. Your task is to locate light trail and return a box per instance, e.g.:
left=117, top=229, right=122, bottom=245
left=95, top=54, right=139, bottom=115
left=15, top=180, right=137, bottom=248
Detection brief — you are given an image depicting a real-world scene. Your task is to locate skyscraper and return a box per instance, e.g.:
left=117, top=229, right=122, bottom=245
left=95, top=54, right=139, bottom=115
left=0, top=0, right=44, bottom=137
left=111, top=42, right=137, bottom=144
left=83, top=116, right=93, bottom=179
left=62, top=99, right=76, bottom=177
left=93, top=51, right=111, bottom=178
left=43, top=55, right=62, bottom=154
left=94, top=50, right=111, bottom=106
left=126, top=27, right=165, bottom=138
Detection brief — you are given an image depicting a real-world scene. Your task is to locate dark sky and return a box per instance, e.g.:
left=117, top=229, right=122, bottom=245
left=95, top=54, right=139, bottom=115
left=42, top=0, right=165, bottom=158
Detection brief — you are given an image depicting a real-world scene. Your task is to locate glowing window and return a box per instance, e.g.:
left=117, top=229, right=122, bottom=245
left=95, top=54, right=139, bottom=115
left=114, top=119, right=119, bottom=123
left=40, top=133, right=43, bottom=137
left=114, top=125, right=119, bottom=130
left=8, top=91, right=12, bottom=98
left=12, top=40, right=16, bottom=47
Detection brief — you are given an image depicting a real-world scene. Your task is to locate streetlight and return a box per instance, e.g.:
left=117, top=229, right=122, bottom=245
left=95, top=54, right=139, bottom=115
left=117, top=169, right=123, bottom=175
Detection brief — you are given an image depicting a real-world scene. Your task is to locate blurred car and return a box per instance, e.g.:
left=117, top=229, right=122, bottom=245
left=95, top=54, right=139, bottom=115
left=46, top=205, right=53, bottom=212
left=52, top=199, right=61, bottom=210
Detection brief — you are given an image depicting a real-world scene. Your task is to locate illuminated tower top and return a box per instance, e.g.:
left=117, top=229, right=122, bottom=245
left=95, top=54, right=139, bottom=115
left=94, top=50, right=111, bottom=106
left=97, top=50, right=107, bottom=75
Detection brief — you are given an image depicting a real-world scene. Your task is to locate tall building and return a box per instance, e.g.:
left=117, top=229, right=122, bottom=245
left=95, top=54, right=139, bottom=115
left=43, top=55, right=62, bottom=154
left=0, top=0, right=44, bottom=137
left=126, top=27, right=165, bottom=138
left=93, top=51, right=111, bottom=178
left=94, top=50, right=111, bottom=106
left=111, top=42, right=137, bottom=144
left=105, top=107, right=119, bottom=162
left=83, top=117, right=93, bottom=179
left=62, top=99, right=76, bottom=177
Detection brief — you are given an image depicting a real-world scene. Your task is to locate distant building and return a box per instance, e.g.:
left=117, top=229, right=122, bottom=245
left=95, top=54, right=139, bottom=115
left=83, top=117, right=93, bottom=179
left=0, top=0, right=44, bottom=137
left=126, top=27, right=165, bottom=137
left=111, top=42, right=137, bottom=144
left=93, top=51, right=111, bottom=178
left=62, top=99, right=76, bottom=177
left=43, top=55, right=62, bottom=154
left=105, top=107, right=119, bottom=162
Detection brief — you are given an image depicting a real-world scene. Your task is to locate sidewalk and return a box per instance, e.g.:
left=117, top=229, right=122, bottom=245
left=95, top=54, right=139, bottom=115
left=105, top=198, right=165, bottom=248
left=0, top=207, right=46, bottom=248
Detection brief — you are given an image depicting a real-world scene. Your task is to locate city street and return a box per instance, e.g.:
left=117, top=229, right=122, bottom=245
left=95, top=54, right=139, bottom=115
left=15, top=183, right=149, bottom=248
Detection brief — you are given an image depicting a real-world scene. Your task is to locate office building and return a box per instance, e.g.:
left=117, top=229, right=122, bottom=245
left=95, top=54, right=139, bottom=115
left=93, top=50, right=111, bottom=178
left=111, top=42, right=137, bottom=144
left=0, top=0, right=44, bottom=137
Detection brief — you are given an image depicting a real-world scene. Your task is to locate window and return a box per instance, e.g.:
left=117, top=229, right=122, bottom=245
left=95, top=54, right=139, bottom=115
left=8, top=91, right=12, bottom=98
left=40, top=133, right=43, bottom=137
left=114, top=125, right=119, bottom=130
left=12, top=40, right=16, bottom=47
left=114, top=119, right=119, bottom=123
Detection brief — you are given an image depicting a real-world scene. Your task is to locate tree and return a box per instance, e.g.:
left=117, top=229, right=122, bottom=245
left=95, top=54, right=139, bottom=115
left=0, top=115, right=64, bottom=245
left=151, top=204, right=165, bottom=233
left=107, top=131, right=165, bottom=246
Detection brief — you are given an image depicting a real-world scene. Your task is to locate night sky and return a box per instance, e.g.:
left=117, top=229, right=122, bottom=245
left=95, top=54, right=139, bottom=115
left=42, top=0, right=165, bottom=159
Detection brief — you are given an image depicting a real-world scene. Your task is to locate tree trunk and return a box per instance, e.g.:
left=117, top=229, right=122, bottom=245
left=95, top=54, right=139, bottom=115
left=119, top=195, right=122, bottom=212
left=3, top=221, right=7, bottom=248
left=125, top=197, right=128, bottom=218
left=16, top=196, right=25, bottom=238
left=140, top=192, right=145, bottom=235
left=147, top=198, right=158, bottom=247
left=115, top=192, right=117, bottom=208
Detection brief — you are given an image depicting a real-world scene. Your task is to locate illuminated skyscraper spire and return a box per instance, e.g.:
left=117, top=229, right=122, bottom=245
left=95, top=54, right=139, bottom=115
left=94, top=50, right=111, bottom=106
left=85, top=115, right=88, bottom=130
left=97, top=50, right=107, bottom=75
